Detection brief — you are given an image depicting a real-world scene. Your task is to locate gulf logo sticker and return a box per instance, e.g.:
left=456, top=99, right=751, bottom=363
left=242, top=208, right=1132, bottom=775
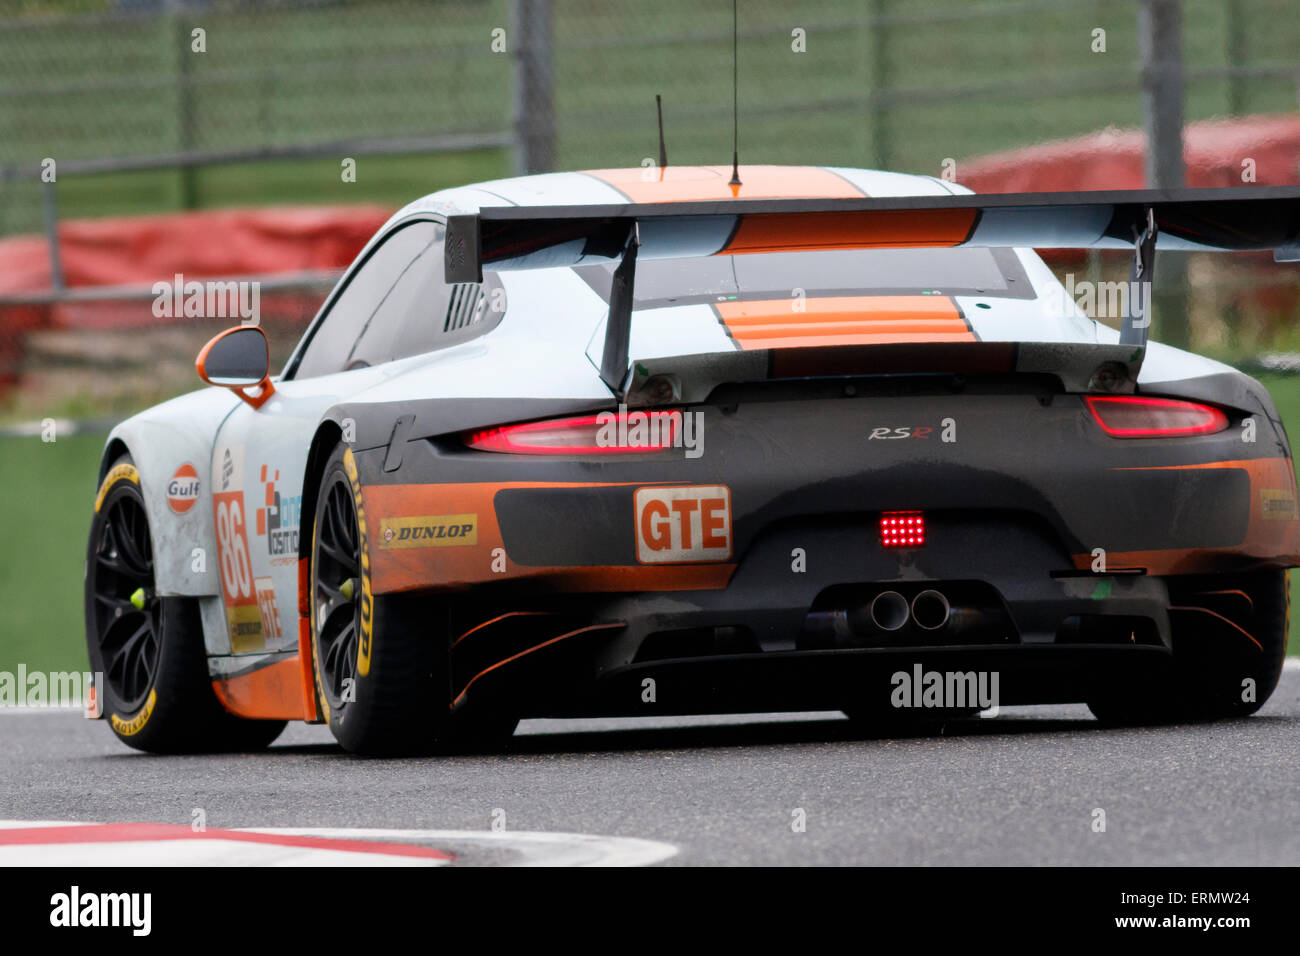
left=167, top=463, right=200, bottom=514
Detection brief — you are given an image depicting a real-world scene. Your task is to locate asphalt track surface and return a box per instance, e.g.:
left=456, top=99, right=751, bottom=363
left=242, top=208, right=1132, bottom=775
left=2, top=663, right=1297, bottom=866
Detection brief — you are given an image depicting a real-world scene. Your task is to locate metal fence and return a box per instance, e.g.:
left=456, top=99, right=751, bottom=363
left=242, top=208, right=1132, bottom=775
left=4, top=0, right=1300, bottom=234
left=0, top=0, right=516, bottom=238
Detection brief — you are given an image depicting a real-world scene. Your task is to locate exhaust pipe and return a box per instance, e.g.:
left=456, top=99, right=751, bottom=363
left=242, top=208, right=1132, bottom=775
left=910, top=589, right=951, bottom=631
left=869, top=590, right=910, bottom=631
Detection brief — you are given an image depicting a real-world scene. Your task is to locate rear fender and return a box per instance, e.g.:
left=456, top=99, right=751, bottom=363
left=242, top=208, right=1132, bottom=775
left=1143, top=367, right=1293, bottom=458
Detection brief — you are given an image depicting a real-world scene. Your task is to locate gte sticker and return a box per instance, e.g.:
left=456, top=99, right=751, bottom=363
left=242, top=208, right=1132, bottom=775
left=635, top=485, right=731, bottom=564
left=379, top=515, right=477, bottom=549
left=167, top=463, right=200, bottom=513
left=254, top=577, right=282, bottom=643
left=1260, top=488, right=1297, bottom=520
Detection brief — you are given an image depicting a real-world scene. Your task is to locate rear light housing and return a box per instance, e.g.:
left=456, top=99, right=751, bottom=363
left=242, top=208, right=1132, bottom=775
left=1085, top=396, right=1229, bottom=438
left=466, top=409, right=682, bottom=455
left=880, top=511, right=925, bottom=548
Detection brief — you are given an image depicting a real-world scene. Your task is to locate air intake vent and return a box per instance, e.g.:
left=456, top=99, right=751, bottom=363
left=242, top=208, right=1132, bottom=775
left=444, top=282, right=487, bottom=333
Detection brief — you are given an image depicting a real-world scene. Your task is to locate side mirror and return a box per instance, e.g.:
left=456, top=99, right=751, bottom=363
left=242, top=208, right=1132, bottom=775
left=196, top=326, right=276, bottom=408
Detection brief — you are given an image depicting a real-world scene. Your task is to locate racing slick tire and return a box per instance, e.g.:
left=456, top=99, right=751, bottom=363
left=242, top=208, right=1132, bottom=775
left=309, top=443, right=454, bottom=755
left=85, top=454, right=287, bottom=753
left=1087, top=569, right=1289, bottom=724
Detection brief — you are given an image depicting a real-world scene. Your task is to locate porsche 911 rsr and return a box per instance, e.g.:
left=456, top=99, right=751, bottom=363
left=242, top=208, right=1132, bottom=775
left=84, top=166, right=1300, bottom=754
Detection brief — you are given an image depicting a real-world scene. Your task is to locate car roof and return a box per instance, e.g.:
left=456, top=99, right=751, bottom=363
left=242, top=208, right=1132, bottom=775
left=390, top=164, right=967, bottom=222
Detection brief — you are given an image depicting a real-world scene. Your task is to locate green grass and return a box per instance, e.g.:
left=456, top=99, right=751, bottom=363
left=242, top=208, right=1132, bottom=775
left=4, top=378, right=1300, bottom=674
left=0, top=433, right=103, bottom=674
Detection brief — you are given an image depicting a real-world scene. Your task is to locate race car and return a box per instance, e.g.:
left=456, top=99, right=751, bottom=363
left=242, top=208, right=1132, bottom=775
left=84, top=165, right=1300, bottom=754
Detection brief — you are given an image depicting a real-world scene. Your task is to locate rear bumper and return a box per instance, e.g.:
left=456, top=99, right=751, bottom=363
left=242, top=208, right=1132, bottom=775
left=439, top=552, right=1271, bottom=714
left=443, top=553, right=1177, bottom=711
left=346, top=377, right=1295, bottom=712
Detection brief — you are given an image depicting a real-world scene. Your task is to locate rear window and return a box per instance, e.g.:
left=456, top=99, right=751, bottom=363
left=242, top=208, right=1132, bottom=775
left=575, top=246, right=1034, bottom=306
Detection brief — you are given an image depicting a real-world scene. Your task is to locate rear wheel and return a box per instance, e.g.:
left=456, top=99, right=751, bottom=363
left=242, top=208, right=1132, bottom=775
left=1088, top=569, right=1289, bottom=724
left=310, top=444, right=451, bottom=755
left=85, top=455, right=285, bottom=753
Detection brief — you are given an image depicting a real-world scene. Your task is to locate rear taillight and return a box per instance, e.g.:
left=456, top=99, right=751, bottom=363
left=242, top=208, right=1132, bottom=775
left=466, top=410, right=681, bottom=455
left=1085, top=396, right=1229, bottom=438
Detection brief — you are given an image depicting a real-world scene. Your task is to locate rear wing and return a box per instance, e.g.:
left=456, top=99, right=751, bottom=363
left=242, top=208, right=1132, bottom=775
left=444, top=186, right=1300, bottom=393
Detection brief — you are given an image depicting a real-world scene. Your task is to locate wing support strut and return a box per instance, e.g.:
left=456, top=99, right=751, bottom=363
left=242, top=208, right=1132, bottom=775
left=1120, top=207, right=1157, bottom=348
left=599, top=222, right=640, bottom=396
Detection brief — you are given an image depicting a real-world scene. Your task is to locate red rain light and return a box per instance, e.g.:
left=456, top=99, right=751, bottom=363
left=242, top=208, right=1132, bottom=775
left=880, top=511, right=925, bottom=548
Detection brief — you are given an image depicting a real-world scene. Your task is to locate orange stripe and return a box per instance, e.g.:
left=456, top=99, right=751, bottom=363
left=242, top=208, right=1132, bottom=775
left=715, top=295, right=974, bottom=350
left=738, top=332, right=977, bottom=349
left=212, top=654, right=314, bottom=721
left=1192, top=588, right=1254, bottom=610
left=451, top=622, right=625, bottom=709
left=295, top=554, right=319, bottom=721
left=297, top=555, right=311, bottom=617
left=729, top=323, right=968, bottom=339
left=1168, top=605, right=1263, bottom=651
left=452, top=611, right=551, bottom=649
left=584, top=165, right=865, bottom=203
left=297, top=614, right=318, bottom=721
left=721, top=208, right=977, bottom=256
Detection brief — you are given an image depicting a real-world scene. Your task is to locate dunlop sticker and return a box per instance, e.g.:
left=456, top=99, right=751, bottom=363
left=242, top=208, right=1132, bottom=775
left=226, top=603, right=264, bottom=653
left=379, top=514, right=478, bottom=549
left=1260, top=488, right=1297, bottom=520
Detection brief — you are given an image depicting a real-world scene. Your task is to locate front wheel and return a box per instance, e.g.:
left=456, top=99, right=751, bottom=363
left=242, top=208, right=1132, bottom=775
left=85, top=454, right=285, bottom=753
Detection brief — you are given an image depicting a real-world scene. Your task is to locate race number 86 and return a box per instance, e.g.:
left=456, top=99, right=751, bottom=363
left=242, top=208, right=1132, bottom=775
left=215, top=494, right=253, bottom=601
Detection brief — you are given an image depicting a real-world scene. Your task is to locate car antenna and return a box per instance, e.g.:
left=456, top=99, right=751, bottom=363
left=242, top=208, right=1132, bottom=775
left=656, top=94, right=668, bottom=171
left=728, top=0, right=742, bottom=186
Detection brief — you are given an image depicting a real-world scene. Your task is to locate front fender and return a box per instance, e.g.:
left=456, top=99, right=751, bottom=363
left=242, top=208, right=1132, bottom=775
left=99, top=386, right=240, bottom=597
